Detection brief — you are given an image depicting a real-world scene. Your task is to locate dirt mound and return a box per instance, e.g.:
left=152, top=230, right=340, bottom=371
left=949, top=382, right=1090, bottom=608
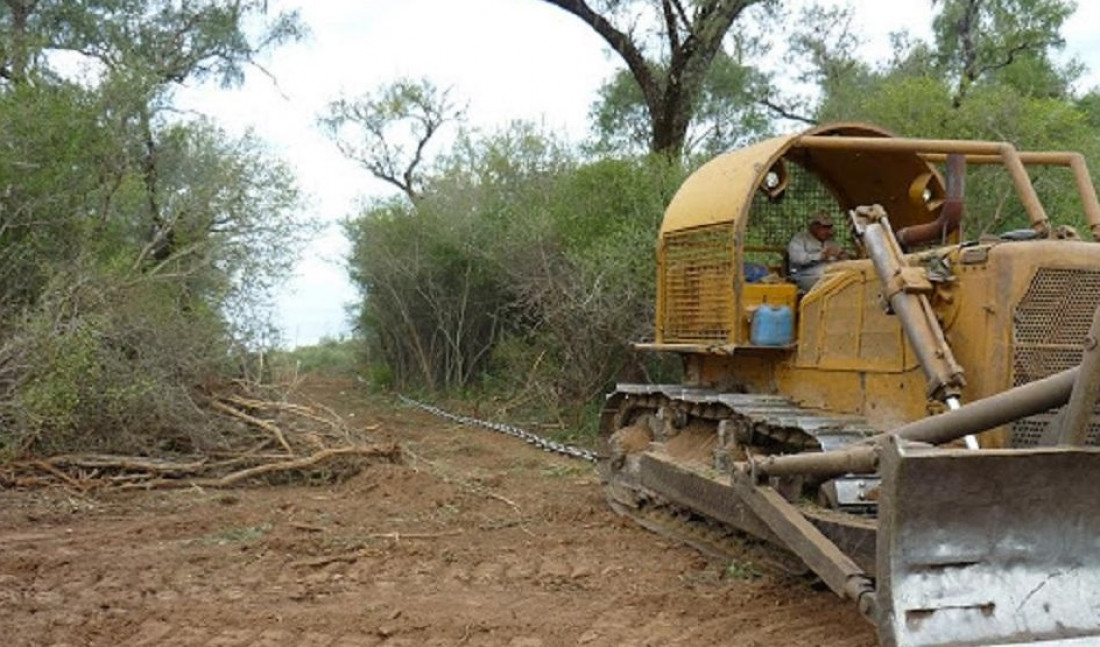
left=0, top=377, right=875, bottom=646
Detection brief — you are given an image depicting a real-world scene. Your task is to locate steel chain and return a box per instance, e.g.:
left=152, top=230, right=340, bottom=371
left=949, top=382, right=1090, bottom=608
left=397, top=394, right=597, bottom=463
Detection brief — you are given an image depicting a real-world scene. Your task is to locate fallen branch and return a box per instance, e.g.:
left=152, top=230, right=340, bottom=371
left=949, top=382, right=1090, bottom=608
left=217, top=394, right=371, bottom=440
left=30, top=460, right=89, bottom=493
left=208, top=398, right=294, bottom=455
left=220, top=394, right=321, bottom=419
left=42, top=454, right=208, bottom=475
left=119, top=443, right=401, bottom=490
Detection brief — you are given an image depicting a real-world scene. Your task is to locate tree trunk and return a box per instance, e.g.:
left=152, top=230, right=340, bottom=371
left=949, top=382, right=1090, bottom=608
left=3, top=0, right=38, bottom=85
left=539, top=0, right=761, bottom=157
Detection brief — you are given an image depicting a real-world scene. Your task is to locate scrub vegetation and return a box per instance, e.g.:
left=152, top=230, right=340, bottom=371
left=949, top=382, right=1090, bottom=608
left=2, top=0, right=1097, bottom=457
left=0, top=1, right=309, bottom=458
left=327, top=0, right=1100, bottom=436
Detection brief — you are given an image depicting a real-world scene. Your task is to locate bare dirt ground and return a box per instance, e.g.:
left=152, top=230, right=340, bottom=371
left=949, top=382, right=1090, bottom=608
left=0, top=377, right=876, bottom=646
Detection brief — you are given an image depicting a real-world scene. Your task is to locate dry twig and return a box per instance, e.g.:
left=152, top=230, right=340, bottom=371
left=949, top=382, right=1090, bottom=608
left=208, top=398, right=295, bottom=454
left=7, top=383, right=390, bottom=492
left=118, top=444, right=401, bottom=490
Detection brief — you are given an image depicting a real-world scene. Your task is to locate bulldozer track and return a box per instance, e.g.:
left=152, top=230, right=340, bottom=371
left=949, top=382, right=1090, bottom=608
left=398, top=388, right=878, bottom=574
left=605, top=384, right=880, bottom=454
left=599, top=385, right=882, bottom=573
left=395, top=392, right=843, bottom=578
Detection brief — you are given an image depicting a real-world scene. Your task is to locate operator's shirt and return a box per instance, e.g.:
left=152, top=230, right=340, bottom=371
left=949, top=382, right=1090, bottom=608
left=787, top=230, right=830, bottom=291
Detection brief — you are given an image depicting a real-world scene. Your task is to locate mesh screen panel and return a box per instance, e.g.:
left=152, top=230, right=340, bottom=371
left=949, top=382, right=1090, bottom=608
left=661, top=224, right=736, bottom=343
left=1011, top=267, right=1100, bottom=446
left=745, top=161, right=853, bottom=258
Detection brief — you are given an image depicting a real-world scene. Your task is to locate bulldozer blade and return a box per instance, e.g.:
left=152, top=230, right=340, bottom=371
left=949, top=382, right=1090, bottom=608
left=876, top=436, right=1100, bottom=647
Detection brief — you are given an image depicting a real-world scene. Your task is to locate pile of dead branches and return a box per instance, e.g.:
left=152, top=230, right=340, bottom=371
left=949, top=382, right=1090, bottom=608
left=1, top=381, right=401, bottom=492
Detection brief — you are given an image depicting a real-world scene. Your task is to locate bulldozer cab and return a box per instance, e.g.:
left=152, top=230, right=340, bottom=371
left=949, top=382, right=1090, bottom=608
left=649, top=123, right=958, bottom=353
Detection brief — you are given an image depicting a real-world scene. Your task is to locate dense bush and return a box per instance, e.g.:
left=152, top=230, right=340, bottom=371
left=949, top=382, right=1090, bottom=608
left=346, top=125, right=684, bottom=429
left=273, top=337, right=363, bottom=380
left=2, top=272, right=231, bottom=456
left=0, top=1, right=308, bottom=458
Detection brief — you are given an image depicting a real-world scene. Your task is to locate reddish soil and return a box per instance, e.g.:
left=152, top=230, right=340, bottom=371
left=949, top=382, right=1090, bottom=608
left=0, top=378, right=876, bottom=646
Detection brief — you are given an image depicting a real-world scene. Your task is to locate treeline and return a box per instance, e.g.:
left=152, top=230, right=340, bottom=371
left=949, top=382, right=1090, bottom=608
left=5, top=1, right=1100, bottom=455
left=0, top=2, right=308, bottom=457
left=348, top=126, right=684, bottom=426
left=336, top=0, right=1100, bottom=433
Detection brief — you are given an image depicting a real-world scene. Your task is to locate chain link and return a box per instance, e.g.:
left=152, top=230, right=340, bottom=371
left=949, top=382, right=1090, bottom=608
left=397, top=394, right=597, bottom=463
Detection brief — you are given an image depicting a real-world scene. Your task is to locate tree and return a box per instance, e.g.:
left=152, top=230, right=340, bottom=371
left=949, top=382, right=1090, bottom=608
left=1, top=0, right=305, bottom=263
left=588, top=49, right=772, bottom=157
left=808, top=0, right=1097, bottom=238
left=0, top=2, right=311, bottom=456
left=772, top=2, right=866, bottom=125
left=931, top=0, right=1076, bottom=107
left=537, top=0, right=771, bottom=157
left=1, top=1, right=303, bottom=89
left=342, top=119, right=683, bottom=426
left=319, top=78, right=465, bottom=202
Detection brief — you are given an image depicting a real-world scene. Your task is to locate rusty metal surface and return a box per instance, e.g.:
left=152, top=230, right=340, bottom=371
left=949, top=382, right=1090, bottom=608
left=659, top=123, right=927, bottom=236
left=1043, top=300, right=1100, bottom=445
left=633, top=450, right=878, bottom=576
left=876, top=437, right=1100, bottom=646
left=757, top=364, right=1081, bottom=481
left=796, top=136, right=1050, bottom=234
left=731, top=471, right=874, bottom=611
left=1013, top=267, right=1100, bottom=447
left=852, top=205, right=965, bottom=402
left=636, top=452, right=777, bottom=543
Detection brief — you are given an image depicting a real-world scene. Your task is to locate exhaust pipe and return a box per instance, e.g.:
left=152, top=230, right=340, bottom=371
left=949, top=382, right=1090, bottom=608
left=896, top=153, right=965, bottom=249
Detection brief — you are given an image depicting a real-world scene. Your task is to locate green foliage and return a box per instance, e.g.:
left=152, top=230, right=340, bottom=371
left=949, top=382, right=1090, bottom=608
left=10, top=1, right=305, bottom=88
left=932, top=0, right=1076, bottom=104
left=276, top=337, right=363, bottom=378
left=3, top=269, right=232, bottom=456
left=587, top=53, right=773, bottom=158
left=0, top=1, right=309, bottom=459
left=344, top=122, right=685, bottom=427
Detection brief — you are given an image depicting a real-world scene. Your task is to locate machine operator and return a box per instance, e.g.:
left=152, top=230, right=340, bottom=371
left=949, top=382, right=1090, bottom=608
left=787, top=211, right=849, bottom=292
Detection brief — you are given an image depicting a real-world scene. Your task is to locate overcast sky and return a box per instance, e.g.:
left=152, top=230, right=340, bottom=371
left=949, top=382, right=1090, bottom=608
left=177, top=0, right=1100, bottom=347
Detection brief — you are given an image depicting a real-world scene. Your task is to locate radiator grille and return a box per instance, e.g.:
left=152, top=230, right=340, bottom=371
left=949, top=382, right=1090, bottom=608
left=661, top=224, right=736, bottom=343
left=1011, top=267, right=1100, bottom=446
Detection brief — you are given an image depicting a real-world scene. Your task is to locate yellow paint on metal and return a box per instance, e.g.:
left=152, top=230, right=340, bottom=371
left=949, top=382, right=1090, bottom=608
left=649, top=122, right=1100, bottom=442
left=660, top=135, right=791, bottom=235
left=660, top=122, right=945, bottom=237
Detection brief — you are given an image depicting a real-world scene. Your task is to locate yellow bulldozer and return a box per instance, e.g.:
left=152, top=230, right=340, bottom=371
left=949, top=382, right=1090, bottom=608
left=599, top=123, right=1100, bottom=646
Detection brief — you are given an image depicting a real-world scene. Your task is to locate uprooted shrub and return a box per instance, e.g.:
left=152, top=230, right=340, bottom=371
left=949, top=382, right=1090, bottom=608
left=0, top=270, right=234, bottom=458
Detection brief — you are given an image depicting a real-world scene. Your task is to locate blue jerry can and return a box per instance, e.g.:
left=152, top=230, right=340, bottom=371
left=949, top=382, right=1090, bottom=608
left=751, top=305, right=793, bottom=346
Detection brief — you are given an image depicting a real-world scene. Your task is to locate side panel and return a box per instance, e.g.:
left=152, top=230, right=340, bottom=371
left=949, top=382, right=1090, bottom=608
left=779, top=263, right=928, bottom=427
left=794, top=266, right=911, bottom=373
left=659, top=224, right=737, bottom=344
left=947, top=242, right=1100, bottom=448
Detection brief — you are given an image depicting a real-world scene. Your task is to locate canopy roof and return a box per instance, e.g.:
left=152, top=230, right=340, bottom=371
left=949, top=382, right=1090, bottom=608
left=661, top=123, right=946, bottom=236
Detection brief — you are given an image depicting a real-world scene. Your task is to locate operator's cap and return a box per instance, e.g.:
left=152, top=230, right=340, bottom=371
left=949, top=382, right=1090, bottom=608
left=810, top=212, right=834, bottom=227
